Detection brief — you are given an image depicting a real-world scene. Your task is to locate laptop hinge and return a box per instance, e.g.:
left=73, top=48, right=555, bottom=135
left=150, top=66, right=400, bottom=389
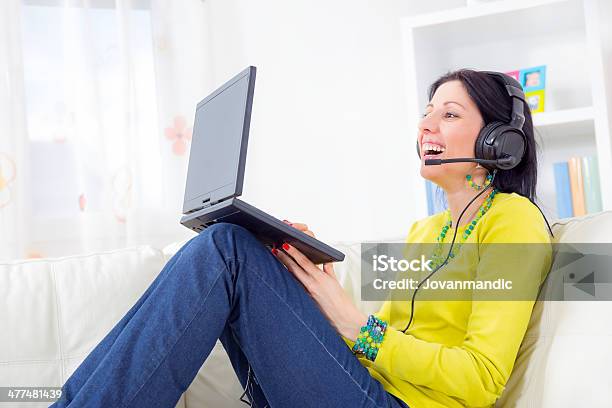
left=187, top=195, right=232, bottom=214
left=186, top=198, right=211, bottom=214
left=202, top=198, right=214, bottom=208
left=208, top=194, right=235, bottom=207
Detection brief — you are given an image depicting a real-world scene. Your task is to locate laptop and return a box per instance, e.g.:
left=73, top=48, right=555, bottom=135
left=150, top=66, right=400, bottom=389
left=180, top=66, right=345, bottom=265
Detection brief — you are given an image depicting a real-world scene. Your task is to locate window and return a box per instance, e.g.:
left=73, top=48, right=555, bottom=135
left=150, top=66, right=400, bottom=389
left=21, top=0, right=157, bottom=217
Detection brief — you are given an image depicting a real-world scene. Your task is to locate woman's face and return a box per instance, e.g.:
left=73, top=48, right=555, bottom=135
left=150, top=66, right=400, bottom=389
left=418, top=80, right=485, bottom=191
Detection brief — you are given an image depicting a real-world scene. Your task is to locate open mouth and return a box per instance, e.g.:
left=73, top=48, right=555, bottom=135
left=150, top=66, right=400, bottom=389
left=421, top=142, right=446, bottom=158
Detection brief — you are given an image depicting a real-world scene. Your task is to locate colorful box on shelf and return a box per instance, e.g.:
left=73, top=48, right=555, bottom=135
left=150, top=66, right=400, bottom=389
left=505, top=65, right=546, bottom=114
left=520, top=65, right=546, bottom=92
left=505, top=70, right=520, bottom=82
left=525, top=89, right=545, bottom=113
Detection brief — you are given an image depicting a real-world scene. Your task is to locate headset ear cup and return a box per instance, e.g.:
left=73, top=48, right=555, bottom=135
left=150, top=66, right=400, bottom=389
left=475, top=121, right=503, bottom=170
left=477, top=121, right=526, bottom=171
left=495, top=127, right=526, bottom=170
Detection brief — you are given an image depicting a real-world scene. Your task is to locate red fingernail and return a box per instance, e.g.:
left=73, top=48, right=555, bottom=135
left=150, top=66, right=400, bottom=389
left=282, top=243, right=290, bottom=251
left=271, top=248, right=278, bottom=255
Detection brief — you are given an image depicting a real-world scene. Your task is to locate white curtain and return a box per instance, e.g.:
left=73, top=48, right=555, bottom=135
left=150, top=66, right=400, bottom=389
left=0, top=0, right=212, bottom=261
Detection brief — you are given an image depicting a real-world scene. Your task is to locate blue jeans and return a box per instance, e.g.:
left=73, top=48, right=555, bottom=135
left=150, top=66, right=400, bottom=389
left=50, top=223, right=409, bottom=408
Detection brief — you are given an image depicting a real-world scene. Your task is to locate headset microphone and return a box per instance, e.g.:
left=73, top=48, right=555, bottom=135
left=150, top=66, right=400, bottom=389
left=424, top=156, right=517, bottom=167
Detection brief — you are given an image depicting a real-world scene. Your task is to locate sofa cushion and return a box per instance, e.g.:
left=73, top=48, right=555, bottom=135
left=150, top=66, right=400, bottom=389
left=496, top=211, right=612, bottom=407
left=0, top=245, right=187, bottom=407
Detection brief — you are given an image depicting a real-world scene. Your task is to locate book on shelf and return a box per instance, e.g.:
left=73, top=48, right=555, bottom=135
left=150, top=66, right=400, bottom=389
left=553, top=155, right=602, bottom=219
left=553, top=162, right=573, bottom=218
left=567, top=157, right=586, bottom=216
left=581, top=155, right=603, bottom=214
left=425, top=179, right=447, bottom=216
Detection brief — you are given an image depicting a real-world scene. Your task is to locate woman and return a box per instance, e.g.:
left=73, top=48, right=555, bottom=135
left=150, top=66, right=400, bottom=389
left=51, top=69, right=552, bottom=408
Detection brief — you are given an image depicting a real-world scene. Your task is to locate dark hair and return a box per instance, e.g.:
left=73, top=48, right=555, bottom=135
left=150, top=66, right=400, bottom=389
left=428, top=68, right=540, bottom=203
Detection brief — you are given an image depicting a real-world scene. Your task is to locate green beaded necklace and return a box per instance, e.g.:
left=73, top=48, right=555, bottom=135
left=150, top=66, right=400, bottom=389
left=429, top=187, right=498, bottom=270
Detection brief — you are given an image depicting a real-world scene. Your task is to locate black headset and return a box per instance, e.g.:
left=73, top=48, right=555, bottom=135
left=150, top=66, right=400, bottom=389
left=416, top=71, right=527, bottom=171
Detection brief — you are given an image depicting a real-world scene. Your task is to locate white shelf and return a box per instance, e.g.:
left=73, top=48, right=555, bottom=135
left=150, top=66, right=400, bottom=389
left=533, top=107, right=595, bottom=139
left=407, top=0, right=586, bottom=54
left=403, top=0, right=591, bottom=112
left=404, top=0, right=572, bottom=29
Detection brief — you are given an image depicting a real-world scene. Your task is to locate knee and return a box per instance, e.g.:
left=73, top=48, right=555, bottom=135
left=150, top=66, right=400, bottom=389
left=204, top=222, right=251, bottom=240
left=190, top=222, right=259, bottom=255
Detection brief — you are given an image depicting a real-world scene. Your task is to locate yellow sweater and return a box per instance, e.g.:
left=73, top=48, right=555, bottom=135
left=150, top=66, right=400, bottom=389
left=343, top=192, right=552, bottom=408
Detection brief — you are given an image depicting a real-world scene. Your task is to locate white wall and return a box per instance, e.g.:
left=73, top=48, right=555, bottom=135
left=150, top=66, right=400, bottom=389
left=201, top=0, right=431, bottom=243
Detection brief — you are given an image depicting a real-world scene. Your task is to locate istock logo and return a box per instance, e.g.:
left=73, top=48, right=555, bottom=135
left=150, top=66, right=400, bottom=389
left=372, top=255, right=432, bottom=272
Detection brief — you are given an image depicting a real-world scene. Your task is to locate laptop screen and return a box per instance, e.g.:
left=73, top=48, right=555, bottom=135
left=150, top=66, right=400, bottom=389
left=182, top=66, right=256, bottom=214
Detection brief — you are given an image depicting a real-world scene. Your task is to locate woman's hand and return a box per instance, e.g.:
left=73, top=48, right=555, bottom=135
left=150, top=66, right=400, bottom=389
left=272, top=220, right=368, bottom=342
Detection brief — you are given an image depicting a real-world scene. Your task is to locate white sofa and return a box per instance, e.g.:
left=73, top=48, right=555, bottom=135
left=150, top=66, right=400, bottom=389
left=1, top=212, right=612, bottom=408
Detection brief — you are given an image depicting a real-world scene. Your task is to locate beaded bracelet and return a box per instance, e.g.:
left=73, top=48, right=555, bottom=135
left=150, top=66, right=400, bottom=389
left=351, top=315, right=388, bottom=362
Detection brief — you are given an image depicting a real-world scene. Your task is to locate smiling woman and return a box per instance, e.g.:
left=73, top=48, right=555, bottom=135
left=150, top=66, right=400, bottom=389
left=338, top=69, right=553, bottom=408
